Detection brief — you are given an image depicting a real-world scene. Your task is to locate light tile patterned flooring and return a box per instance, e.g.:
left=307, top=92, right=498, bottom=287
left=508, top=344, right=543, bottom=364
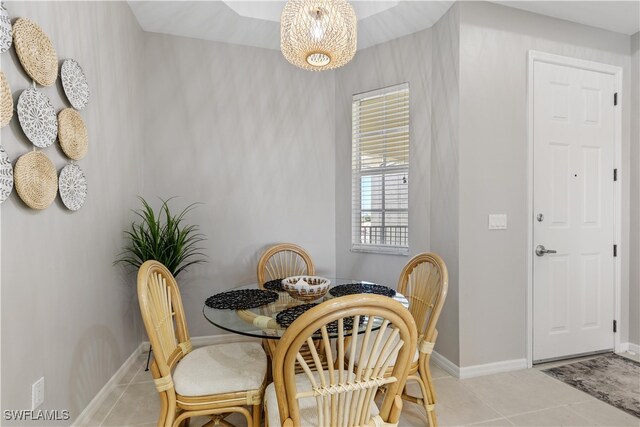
left=90, top=350, right=640, bottom=427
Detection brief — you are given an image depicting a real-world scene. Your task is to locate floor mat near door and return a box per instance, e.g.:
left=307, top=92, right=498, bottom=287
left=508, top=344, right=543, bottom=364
left=543, top=353, right=639, bottom=418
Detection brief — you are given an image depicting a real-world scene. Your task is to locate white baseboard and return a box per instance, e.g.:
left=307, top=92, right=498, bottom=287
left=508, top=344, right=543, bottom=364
left=459, top=358, right=528, bottom=379
left=431, top=350, right=461, bottom=378
left=72, top=342, right=146, bottom=427
left=432, top=351, right=528, bottom=379
left=620, top=342, right=640, bottom=354
left=72, top=334, right=257, bottom=426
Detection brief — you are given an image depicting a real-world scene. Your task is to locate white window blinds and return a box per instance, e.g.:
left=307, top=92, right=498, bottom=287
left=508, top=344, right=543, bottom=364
left=352, top=83, right=409, bottom=254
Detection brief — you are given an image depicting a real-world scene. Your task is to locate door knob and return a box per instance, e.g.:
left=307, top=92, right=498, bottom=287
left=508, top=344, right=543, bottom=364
left=535, top=245, right=557, bottom=257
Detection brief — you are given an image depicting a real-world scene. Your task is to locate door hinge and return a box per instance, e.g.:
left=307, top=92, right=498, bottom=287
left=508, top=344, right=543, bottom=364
left=613, top=244, right=617, bottom=257
left=613, top=320, right=617, bottom=333
left=614, top=169, right=618, bottom=181
left=614, top=93, right=618, bottom=106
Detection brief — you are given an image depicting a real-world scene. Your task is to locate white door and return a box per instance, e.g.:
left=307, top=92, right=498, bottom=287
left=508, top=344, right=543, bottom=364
left=533, top=60, right=616, bottom=362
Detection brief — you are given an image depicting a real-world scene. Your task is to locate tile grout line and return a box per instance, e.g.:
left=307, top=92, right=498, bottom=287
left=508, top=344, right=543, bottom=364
left=98, top=357, right=146, bottom=426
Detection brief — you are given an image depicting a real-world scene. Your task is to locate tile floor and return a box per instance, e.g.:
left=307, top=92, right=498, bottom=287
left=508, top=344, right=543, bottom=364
left=88, top=350, right=640, bottom=427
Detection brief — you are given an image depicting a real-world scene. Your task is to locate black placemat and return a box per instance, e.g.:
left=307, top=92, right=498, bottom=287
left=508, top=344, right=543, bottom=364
left=276, top=303, right=364, bottom=333
left=329, top=283, right=396, bottom=298
left=263, top=278, right=285, bottom=292
left=205, top=289, right=278, bottom=310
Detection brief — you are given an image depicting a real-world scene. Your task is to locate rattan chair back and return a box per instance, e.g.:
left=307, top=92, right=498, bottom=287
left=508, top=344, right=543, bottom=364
left=396, top=253, right=448, bottom=344
left=257, top=243, right=315, bottom=287
left=137, top=260, right=191, bottom=381
left=272, top=294, right=418, bottom=427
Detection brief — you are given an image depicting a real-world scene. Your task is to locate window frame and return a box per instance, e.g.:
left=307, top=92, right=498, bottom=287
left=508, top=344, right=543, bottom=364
left=351, top=82, right=410, bottom=256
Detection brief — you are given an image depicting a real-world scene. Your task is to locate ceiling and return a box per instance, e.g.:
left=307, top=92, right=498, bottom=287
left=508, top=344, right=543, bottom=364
left=128, top=1, right=640, bottom=52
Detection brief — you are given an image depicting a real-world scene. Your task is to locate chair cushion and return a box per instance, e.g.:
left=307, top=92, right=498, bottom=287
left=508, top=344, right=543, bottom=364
left=173, top=342, right=266, bottom=397
left=346, top=328, right=419, bottom=367
left=264, top=372, right=379, bottom=426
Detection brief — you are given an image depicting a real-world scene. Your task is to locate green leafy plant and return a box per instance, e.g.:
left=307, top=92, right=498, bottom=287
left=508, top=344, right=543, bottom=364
left=115, top=197, right=206, bottom=277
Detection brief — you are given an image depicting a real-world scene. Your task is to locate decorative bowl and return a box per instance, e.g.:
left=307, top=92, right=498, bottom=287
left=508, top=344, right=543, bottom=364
left=281, top=276, right=331, bottom=302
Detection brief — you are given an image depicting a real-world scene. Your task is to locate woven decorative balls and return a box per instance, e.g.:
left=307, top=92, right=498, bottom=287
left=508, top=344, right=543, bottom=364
left=58, top=108, right=88, bottom=160
left=17, top=87, right=57, bottom=148
left=0, top=4, right=11, bottom=53
left=58, top=163, right=87, bottom=211
left=61, top=59, right=89, bottom=110
left=14, top=151, right=57, bottom=210
left=0, top=145, right=13, bottom=203
left=12, top=17, right=58, bottom=86
left=0, top=71, right=12, bottom=128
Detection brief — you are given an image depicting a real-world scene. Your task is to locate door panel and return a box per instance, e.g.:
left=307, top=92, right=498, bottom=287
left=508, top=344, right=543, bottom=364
left=533, top=61, right=615, bottom=362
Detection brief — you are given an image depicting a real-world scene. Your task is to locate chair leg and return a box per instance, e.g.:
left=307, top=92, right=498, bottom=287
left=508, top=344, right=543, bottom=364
left=252, top=404, right=262, bottom=427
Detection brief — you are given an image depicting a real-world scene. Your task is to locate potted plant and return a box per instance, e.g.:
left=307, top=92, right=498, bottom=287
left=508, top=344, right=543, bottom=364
left=115, top=197, right=206, bottom=277
left=116, top=197, right=206, bottom=370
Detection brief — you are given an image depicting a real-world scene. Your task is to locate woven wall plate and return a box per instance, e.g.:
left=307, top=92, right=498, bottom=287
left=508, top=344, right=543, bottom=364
left=0, top=71, right=12, bottom=128
left=14, top=150, right=57, bottom=210
left=58, top=108, right=88, bottom=160
left=12, top=17, right=58, bottom=86
left=61, top=59, right=89, bottom=110
left=58, top=163, right=87, bottom=211
left=0, top=5, right=11, bottom=53
left=17, top=87, right=57, bottom=148
left=0, top=145, right=13, bottom=203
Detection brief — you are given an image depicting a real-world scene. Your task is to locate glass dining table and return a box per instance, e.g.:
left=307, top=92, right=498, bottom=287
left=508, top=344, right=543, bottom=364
left=202, top=278, right=409, bottom=340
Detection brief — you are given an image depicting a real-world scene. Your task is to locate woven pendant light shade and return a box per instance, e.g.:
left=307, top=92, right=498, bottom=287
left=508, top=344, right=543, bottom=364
left=281, top=0, right=357, bottom=71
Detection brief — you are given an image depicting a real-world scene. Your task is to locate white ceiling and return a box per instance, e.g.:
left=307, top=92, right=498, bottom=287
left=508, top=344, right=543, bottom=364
left=128, top=1, right=640, bottom=52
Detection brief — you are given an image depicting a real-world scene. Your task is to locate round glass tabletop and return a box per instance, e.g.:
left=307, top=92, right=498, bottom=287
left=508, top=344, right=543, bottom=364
left=202, top=279, right=409, bottom=339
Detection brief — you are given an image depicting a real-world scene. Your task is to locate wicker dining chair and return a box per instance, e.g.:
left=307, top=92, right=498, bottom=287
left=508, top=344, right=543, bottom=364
left=257, top=243, right=316, bottom=361
left=345, top=253, right=448, bottom=426
left=264, top=294, right=418, bottom=427
left=396, top=253, right=448, bottom=426
left=256, top=243, right=315, bottom=288
left=137, top=260, right=267, bottom=427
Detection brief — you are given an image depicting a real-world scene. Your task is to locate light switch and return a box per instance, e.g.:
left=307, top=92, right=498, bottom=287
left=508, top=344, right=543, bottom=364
left=488, top=214, right=507, bottom=230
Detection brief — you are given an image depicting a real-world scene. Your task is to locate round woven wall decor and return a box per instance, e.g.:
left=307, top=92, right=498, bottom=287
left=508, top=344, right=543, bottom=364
left=59, top=163, right=87, bottom=211
left=0, top=5, right=12, bottom=53
left=61, top=59, right=89, bottom=110
left=17, top=87, right=57, bottom=148
left=14, top=150, right=57, bottom=210
left=0, top=71, right=13, bottom=128
left=12, top=17, right=58, bottom=86
left=0, top=145, right=13, bottom=203
left=58, top=108, right=88, bottom=160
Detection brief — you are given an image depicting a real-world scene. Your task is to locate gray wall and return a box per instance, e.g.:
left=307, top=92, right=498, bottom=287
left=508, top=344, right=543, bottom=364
left=457, top=1, right=632, bottom=366
left=630, top=31, right=640, bottom=347
left=430, top=4, right=460, bottom=365
left=142, top=32, right=336, bottom=337
left=334, top=28, right=432, bottom=289
left=1, top=1, right=145, bottom=423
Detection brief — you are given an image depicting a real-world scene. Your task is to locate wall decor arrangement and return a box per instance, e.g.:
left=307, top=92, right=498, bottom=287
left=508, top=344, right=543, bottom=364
left=58, top=163, right=86, bottom=211
left=14, top=150, right=57, bottom=210
left=17, top=87, right=58, bottom=148
left=0, top=145, right=13, bottom=203
left=0, top=3, right=11, bottom=53
left=58, top=108, right=88, bottom=160
left=12, top=17, right=58, bottom=86
left=61, top=59, right=89, bottom=110
left=0, top=71, right=12, bottom=127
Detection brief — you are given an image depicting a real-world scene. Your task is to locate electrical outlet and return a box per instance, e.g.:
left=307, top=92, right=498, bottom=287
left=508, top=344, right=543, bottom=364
left=32, top=377, right=44, bottom=410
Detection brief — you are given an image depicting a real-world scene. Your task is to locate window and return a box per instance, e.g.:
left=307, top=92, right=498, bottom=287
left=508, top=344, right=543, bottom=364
left=352, top=83, right=409, bottom=254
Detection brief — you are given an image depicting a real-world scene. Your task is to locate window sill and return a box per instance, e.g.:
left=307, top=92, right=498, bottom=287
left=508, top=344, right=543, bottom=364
left=350, top=245, right=410, bottom=256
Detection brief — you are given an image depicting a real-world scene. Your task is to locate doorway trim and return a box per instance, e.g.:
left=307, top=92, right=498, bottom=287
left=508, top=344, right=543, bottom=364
left=526, top=50, right=623, bottom=368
